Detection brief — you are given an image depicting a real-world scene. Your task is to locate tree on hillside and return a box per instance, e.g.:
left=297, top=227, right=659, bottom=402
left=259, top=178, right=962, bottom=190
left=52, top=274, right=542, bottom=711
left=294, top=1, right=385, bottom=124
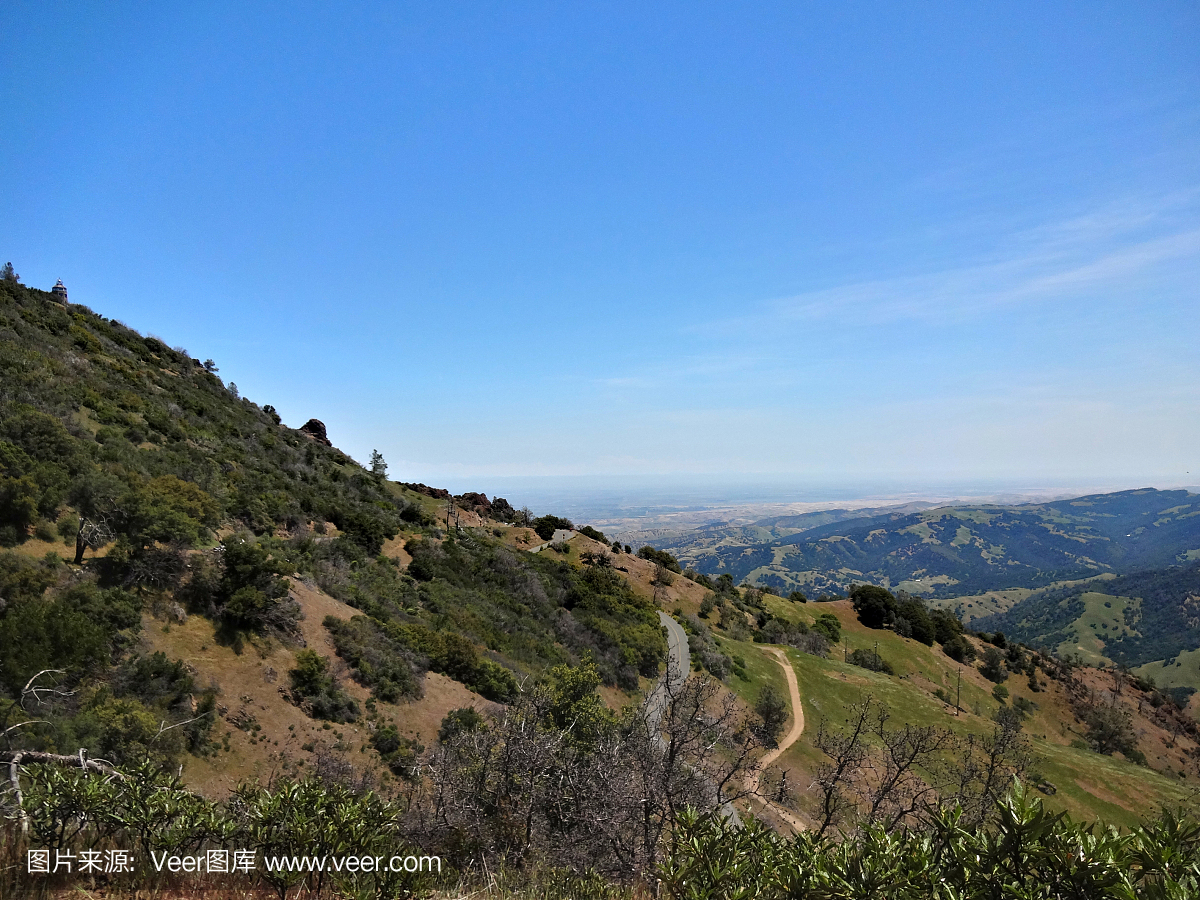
left=637, top=544, right=682, bottom=573
left=754, top=684, right=789, bottom=748
left=980, top=647, right=1007, bottom=683
left=369, top=449, right=387, bottom=478
left=490, top=496, right=516, bottom=521
left=850, top=584, right=896, bottom=629
left=931, top=608, right=964, bottom=644
left=1, top=262, right=18, bottom=283
left=942, top=634, right=977, bottom=663
left=533, top=514, right=573, bottom=541
left=68, top=471, right=124, bottom=564
left=895, top=593, right=936, bottom=645
left=1082, top=702, right=1138, bottom=756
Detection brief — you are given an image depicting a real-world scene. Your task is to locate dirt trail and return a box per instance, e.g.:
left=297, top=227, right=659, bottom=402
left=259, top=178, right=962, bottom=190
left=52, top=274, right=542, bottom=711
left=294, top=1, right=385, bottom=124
left=745, top=646, right=807, bottom=832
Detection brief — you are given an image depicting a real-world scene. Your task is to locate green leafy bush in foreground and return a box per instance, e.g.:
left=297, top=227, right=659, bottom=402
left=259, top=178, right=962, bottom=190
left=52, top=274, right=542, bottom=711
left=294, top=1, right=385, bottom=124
left=3, top=770, right=1197, bottom=899
left=661, top=782, right=1200, bottom=900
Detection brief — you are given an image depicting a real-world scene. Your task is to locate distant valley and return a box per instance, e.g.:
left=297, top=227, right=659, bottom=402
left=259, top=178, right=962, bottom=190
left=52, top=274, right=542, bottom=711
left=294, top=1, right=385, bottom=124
left=653, top=489, right=1200, bottom=599
left=651, top=490, right=1200, bottom=703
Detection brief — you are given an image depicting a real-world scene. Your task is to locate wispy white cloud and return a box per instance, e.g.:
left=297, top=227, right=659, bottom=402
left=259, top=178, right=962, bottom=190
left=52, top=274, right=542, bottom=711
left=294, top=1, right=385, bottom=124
left=701, top=192, right=1200, bottom=333
left=581, top=191, right=1200, bottom=422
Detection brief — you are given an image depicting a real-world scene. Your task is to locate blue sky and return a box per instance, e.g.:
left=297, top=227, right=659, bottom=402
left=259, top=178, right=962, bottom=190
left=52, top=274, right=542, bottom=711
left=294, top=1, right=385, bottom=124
left=3, top=2, right=1198, bottom=496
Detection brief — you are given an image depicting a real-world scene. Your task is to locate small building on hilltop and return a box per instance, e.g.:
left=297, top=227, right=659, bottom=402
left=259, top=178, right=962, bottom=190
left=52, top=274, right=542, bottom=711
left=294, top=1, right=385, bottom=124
left=50, top=280, right=68, bottom=304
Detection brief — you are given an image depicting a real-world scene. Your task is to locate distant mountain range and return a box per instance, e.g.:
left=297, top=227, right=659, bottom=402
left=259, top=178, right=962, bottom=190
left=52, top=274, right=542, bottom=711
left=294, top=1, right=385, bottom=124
left=657, top=489, right=1200, bottom=599
left=654, top=489, right=1200, bottom=698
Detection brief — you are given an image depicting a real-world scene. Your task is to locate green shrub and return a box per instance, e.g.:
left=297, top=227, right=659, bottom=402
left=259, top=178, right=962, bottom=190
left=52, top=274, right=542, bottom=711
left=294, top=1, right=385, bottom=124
left=289, top=650, right=359, bottom=723
left=325, top=615, right=424, bottom=702
left=214, top=536, right=297, bottom=635
left=659, top=785, right=1200, bottom=900
left=943, top=634, right=977, bottom=663
left=438, top=706, right=486, bottom=743
left=533, top=515, right=573, bottom=541
left=369, top=723, right=424, bottom=779
left=0, top=595, right=109, bottom=694
left=848, top=647, right=894, bottom=675
left=636, top=544, right=682, bottom=573
left=811, top=612, right=841, bottom=644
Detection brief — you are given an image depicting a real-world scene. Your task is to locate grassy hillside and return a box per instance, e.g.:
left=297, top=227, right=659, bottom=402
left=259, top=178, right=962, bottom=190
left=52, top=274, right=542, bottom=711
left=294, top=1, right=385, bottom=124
left=687, top=595, right=1199, bottom=829
left=973, top=563, right=1200, bottom=707
left=658, top=491, right=1200, bottom=599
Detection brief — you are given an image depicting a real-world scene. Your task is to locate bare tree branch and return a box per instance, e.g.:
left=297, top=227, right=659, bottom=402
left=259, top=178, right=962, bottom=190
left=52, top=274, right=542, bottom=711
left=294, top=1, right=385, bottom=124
left=19, top=669, right=70, bottom=709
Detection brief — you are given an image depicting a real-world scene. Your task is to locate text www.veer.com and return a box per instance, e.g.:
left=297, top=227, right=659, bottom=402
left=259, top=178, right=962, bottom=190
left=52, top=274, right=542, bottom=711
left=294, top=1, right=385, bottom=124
left=263, top=854, right=442, bottom=874
left=149, top=852, right=441, bottom=874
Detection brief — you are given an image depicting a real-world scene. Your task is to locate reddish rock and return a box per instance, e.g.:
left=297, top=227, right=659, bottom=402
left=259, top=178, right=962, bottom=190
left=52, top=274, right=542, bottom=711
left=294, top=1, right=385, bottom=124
left=299, top=418, right=332, bottom=446
left=456, top=492, right=493, bottom=515
left=402, top=482, right=452, bottom=500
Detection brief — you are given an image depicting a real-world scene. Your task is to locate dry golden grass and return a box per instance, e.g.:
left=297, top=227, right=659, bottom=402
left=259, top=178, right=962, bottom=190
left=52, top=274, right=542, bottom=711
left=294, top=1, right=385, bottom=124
left=146, top=579, right=489, bottom=799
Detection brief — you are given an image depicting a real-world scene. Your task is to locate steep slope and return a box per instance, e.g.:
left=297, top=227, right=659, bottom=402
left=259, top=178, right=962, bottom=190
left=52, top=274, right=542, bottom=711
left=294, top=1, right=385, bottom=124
left=0, top=280, right=662, bottom=786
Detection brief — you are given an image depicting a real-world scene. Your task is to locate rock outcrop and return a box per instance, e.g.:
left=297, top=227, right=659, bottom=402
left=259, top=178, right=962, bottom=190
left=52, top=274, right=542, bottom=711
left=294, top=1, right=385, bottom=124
left=299, top=418, right=332, bottom=446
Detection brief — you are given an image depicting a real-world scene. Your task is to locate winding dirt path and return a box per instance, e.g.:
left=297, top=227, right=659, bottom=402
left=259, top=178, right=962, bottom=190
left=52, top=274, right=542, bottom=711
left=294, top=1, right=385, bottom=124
left=745, top=647, right=807, bottom=832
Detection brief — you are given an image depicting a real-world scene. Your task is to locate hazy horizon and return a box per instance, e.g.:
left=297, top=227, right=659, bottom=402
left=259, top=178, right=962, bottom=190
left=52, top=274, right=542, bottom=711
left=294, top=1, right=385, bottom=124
left=428, top=474, right=1200, bottom=527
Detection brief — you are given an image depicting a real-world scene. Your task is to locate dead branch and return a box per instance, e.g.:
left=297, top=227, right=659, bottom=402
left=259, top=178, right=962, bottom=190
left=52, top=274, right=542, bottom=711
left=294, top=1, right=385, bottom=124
left=150, top=712, right=214, bottom=744
left=0, top=749, right=124, bottom=778
left=19, top=669, right=70, bottom=709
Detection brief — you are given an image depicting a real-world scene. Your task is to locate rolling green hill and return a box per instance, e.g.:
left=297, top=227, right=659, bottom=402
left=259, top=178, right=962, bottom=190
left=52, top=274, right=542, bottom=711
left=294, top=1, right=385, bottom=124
left=625, top=502, right=937, bottom=561
left=973, top=563, right=1200, bottom=704
left=659, top=491, right=1200, bottom=599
